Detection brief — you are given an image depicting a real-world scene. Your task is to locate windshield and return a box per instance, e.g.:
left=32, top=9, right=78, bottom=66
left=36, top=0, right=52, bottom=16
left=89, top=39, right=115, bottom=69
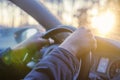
left=0, top=0, right=120, bottom=41
left=41, top=0, right=120, bottom=41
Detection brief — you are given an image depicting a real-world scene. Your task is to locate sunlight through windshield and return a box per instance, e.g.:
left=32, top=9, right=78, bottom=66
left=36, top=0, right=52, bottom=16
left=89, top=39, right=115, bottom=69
left=91, top=10, right=116, bottom=35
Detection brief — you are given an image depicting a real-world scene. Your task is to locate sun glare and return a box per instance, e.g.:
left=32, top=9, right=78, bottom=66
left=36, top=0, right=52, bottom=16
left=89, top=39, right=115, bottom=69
left=91, top=10, right=115, bottom=35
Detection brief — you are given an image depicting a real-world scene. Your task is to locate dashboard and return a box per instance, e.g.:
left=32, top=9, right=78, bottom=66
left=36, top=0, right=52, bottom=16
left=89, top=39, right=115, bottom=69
left=89, top=38, right=120, bottom=80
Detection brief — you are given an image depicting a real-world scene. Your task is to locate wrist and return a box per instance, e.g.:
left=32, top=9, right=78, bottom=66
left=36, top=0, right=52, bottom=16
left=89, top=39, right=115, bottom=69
left=59, top=43, right=77, bottom=57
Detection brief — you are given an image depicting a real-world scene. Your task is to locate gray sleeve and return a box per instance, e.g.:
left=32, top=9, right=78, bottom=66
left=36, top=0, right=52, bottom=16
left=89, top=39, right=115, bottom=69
left=24, top=47, right=80, bottom=80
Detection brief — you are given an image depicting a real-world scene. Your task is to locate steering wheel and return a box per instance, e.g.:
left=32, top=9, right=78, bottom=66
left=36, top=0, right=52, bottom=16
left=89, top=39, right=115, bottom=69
left=42, top=26, right=75, bottom=43
left=41, top=26, right=91, bottom=80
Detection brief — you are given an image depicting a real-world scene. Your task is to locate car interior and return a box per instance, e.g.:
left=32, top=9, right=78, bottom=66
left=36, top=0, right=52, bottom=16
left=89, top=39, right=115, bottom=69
left=0, top=0, right=120, bottom=80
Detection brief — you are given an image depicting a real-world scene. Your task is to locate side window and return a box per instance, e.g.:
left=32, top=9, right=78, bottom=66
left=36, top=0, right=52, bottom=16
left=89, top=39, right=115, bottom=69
left=0, top=0, right=39, bottom=27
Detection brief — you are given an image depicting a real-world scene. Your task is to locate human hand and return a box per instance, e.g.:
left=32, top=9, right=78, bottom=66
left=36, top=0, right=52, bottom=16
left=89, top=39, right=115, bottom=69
left=13, top=32, right=49, bottom=52
left=59, top=27, right=97, bottom=58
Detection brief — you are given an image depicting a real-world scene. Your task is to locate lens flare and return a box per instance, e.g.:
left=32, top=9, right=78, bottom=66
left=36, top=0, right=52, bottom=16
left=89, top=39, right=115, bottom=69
left=91, top=10, right=115, bottom=35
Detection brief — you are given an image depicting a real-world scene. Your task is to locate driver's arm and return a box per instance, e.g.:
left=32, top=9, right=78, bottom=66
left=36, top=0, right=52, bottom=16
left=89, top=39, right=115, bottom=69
left=24, top=27, right=96, bottom=80
left=0, top=32, right=49, bottom=79
left=0, top=32, right=49, bottom=65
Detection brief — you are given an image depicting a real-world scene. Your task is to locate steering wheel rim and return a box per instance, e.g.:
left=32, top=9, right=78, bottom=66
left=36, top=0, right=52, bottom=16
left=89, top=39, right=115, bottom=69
left=42, top=25, right=75, bottom=39
left=42, top=26, right=91, bottom=80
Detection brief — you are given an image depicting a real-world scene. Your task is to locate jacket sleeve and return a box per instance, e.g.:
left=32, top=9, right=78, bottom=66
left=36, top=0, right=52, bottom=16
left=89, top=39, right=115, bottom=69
left=24, top=47, right=80, bottom=80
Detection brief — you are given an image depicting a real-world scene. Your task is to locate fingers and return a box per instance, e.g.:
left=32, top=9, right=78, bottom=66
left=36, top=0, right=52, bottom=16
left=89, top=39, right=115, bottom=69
left=77, top=27, right=93, bottom=37
left=40, top=38, right=50, bottom=45
left=34, top=32, right=45, bottom=38
left=87, top=30, right=97, bottom=51
left=79, top=27, right=97, bottom=51
left=37, top=38, right=54, bottom=47
left=90, top=36, right=97, bottom=51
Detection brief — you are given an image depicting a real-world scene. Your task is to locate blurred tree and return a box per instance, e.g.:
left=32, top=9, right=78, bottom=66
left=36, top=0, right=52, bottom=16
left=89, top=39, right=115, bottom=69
left=74, top=0, right=100, bottom=27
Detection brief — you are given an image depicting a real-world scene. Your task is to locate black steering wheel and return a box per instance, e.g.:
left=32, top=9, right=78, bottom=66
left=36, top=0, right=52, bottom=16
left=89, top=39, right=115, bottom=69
left=41, top=26, right=91, bottom=80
